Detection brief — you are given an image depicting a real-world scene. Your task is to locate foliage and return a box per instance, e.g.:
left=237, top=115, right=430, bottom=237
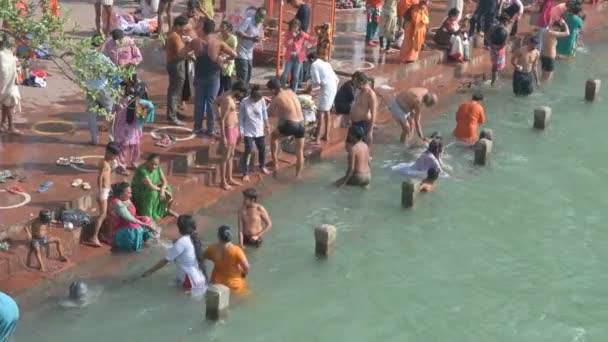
left=0, top=0, right=136, bottom=120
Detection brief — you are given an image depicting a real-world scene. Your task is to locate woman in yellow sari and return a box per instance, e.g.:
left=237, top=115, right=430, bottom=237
left=399, top=0, right=429, bottom=63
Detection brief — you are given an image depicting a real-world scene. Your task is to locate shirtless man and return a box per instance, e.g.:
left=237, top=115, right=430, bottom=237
left=511, top=37, right=540, bottom=96
left=83, top=142, right=120, bottom=247
left=336, top=126, right=371, bottom=188
left=215, top=81, right=248, bottom=190
left=349, top=71, right=377, bottom=145
left=267, top=78, right=306, bottom=178
left=238, top=188, right=273, bottom=248
left=541, top=19, right=570, bottom=81
left=180, top=18, right=237, bottom=136
left=26, top=210, right=68, bottom=271
left=385, top=87, right=438, bottom=144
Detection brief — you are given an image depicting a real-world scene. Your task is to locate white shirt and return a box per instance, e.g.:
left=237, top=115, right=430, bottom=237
left=412, top=151, right=443, bottom=172
left=310, top=59, right=339, bottom=88
left=239, top=96, right=268, bottom=138
left=165, top=235, right=207, bottom=289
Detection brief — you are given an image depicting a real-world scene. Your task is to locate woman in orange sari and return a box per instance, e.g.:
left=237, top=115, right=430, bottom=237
left=203, top=225, right=251, bottom=295
left=399, top=0, right=429, bottom=63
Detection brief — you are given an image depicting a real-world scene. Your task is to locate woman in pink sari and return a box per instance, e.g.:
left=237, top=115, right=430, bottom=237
left=108, top=182, right=158, bottom=252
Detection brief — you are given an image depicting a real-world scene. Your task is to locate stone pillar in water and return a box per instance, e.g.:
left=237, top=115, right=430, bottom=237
left=401, top=181, right=416, bottom=209
left=314, top=224, right=337, bottom=257
left=474, top=138, right=493, bottom=166
left=585, top=79, right=601, bottom=102
left=205, top=284, right=230, bottom=321
left=533, top=106, right=552, bottom=129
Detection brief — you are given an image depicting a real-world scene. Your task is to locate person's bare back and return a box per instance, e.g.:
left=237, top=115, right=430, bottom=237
left=351, top=141, right=370, bottom=175
left=269, top=89, right=303, bottom=123
left=542, top=26, right=570, bottom=58
left=396, top=87, right=426, bottom=113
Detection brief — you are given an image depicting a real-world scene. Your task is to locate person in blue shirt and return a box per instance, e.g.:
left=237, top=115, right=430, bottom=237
left=235, top=7, right=267, bottom=85
left=288, top=0, right=311, bottom=33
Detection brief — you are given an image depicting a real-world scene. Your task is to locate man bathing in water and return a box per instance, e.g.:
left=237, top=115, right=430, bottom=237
left=84, top=142, right=120, bottom=247
left=349, top=71, right=377, bottom=145
left=215, top=81, right=248, bottom=190
left=267, top=78, right=306, bottom=178
left=511, top=37, right=540, bottom=96
left=336, top=127, right=371, bottom=188
left=387, top=87, right=438, bottom=144
left=238, top=188, right=272, bottom=248
left=26, top=210, right=69, bottom=271
left=541, top=19, right=570, bottom=81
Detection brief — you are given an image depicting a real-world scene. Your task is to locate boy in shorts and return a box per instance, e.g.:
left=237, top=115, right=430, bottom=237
left=26, top=210, right=69, bottom=271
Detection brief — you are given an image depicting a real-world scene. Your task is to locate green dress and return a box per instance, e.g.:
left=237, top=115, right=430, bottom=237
left=132, top=166, right=172, bottom=220
left=556, top=13, right=583, bottom=57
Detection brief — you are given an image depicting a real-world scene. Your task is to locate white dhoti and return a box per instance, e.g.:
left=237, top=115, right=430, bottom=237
left=318, top=85, right=338, bottom=112
left=310, top=59, right=339, bottom=112
left=0, top=49, right=21, bottom=110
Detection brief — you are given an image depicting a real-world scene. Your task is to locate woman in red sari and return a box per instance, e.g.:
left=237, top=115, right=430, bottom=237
left=399, top=0, right=429, bottom=63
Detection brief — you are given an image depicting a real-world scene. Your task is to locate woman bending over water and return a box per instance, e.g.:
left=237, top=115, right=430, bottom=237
left=142, top=215, right=208, bottom=291
left=204, top=226, right=250, bottom=295
left=412, top=137, right=444, bottom=173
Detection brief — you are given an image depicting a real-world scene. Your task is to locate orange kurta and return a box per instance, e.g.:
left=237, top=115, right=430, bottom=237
left=399, top=5, right=429, bottom=63
left=453, top=100, right=486, bottom=144
left=397, top=0, right=418, bottom=18
left=204, top=244, right=249, bottom=294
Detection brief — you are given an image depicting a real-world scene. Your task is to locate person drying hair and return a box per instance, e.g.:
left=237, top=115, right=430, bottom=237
left=142, top=215, right=208, bottom=291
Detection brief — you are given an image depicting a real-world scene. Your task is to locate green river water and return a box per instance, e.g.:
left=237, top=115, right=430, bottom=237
left=12, top=42, right=608, bottom=342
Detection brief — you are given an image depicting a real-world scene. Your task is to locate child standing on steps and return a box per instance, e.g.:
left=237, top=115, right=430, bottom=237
left=366, top=0, right=383, bottom=47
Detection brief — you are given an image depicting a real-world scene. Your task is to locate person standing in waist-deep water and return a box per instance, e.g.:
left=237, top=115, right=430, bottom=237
left=541, top=19, right=570, bottom=81
left=204, top=226, right=251, bottom=295
left=0, top=291, right=19, bottom=341
left=365, top=0, right=382, bottom=47
left=141, top=215, right=208, bottom=291
left=165, top=16, right=191, bottom=126
left=336, top=126, right=372, bottom=188
left=180, top=19, right=237, bottom=136
left=238, top=188, right=273, bottom=248
left=235, top=7, right=267, bottom=86
left=349, top=71, right=378, bottom=145
left=453, top=92, right=486, bottom=144
left=280, top=19, right=316, bottom=92
left=379, top=0, right=399, bottom=52
left=267, top=78, right=306, bottom=178
left=556, top=5, right=583, bottom=58
left=218, top=21, right=238, bottom=96
left=308, top=51, right=339, bottom=144
left=511, top=37, right=540, bottom=96
left=239, top=85, right=271, bottom=181
left=0, top=37, right=22, bottom=135
left=215, top=81, right=248, bottom=191
left=399, top=0, right=430, bottom=63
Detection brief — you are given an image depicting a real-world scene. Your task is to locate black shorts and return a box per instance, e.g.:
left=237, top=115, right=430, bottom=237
left=243, top=235, right=263, bottom=248
left=278, top=120, right=305, bottom=139
left=540, top=56, right=555, bottom=72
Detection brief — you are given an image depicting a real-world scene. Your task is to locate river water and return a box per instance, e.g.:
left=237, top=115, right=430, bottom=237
left=13, top=42, right=608, bottom=342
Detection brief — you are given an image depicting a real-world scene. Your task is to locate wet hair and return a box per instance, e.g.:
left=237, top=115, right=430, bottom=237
left=221, top=20, right=233, bottom=31
left=69, top=281, right=88, bottom=301
left=427, top=138, right=443, bottom=158
left=177, top=215, right=207, bottom=277
left=352, top=71, right=368, bottom=85
left=202, top=18, right=216, bottom=34
left=266, top=78, right=281, bottom=91
left=571, top=6, right=582, bottom=15
left=249, top=84, right=263, bottom=101
left=423, top=92, right=438, bottom=106
left=173, top=16, right=188, bottom=27
left=232, top=80, right=248, bottom=94
left=552, top=20, right=566, bottom=30
left=430, top=131, right=443, bottom=141
left=479, top=129, right=493, bottom=141
left=113, top=182, right=131, bottom=198
left=349, top=125, right=365, bottom=142
left=146, top=153, right=160, bottom=162
left=106, top=141, right=121, bottom=156
left=243, top=188, right=258, bottom=201
left=39, top=209, right=52, bottom=224
left=448, top=8, right=460, bottom=17
left=217, top=225, right=232, bottom=243
left=111, top=29, right=124, bottom=41
left=472, top=92, right=484, bottom=101
left=426, top=167, right=440, bottom=181
left=289, top=19, right=302, bottom=31
left=307, top=51, right=318, bottom=61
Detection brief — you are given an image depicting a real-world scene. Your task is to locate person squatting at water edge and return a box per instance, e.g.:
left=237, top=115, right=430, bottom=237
left=238, top=188, right=273, bottom=248
left=336, top=126, right=372, bottom=188
left=141, top=215, right=208, bottom=292
left=25, top=209, right=69, bottom=271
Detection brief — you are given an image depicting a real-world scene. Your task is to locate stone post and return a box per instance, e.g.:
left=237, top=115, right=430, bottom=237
left=533, top=106, right=552, bottom=129
left=314, top=224, right=337, bottom=257
left=401, top=181, right=416, bottom=208
left=474, top=138, right=493, bottom=166
left=585, top=79, right=601, bottom=102
left=205, top=284, right=230, bottom=321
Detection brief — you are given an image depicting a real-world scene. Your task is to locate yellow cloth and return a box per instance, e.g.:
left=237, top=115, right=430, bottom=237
left=199, top=0, right=214, bottom=18
left=204, top=244, right=249, bottom=294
